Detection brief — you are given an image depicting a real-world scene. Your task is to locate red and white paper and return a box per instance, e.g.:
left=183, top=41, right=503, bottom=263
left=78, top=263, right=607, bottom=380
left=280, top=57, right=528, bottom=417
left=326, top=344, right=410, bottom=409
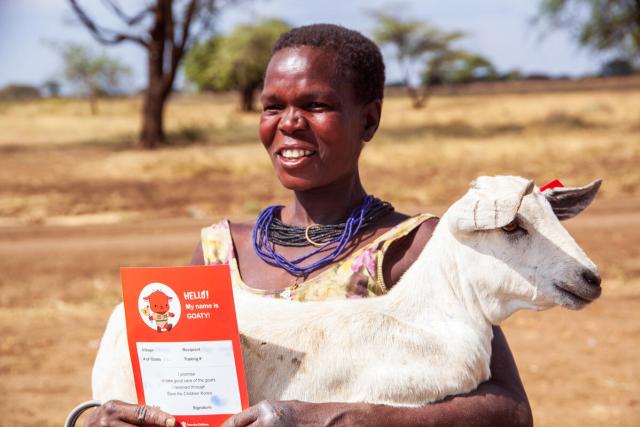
left=120, top=265, right=249, bottom=426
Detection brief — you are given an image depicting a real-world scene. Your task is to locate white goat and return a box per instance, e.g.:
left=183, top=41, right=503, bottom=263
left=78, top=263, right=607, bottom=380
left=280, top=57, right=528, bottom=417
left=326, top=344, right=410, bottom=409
left=92, top=176, right=602, bottom=407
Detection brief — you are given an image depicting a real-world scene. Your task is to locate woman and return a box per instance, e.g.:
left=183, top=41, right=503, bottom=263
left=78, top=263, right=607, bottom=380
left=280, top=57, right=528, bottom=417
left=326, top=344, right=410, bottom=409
left=86, top=24, right=532, bottom=427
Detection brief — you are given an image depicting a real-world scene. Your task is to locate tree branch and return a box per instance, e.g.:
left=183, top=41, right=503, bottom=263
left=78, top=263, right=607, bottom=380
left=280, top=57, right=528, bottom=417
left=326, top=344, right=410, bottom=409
left=165, top=0, right=176, bottom=76
left=148, top=0, right=167, bottom=82
left=163, top=0, right=199, bottom=95
left=177, top=0, right=199, bottom=57
left=68, top=0, right=150, bottom=48
left=100, top=0, right=154, bottom=26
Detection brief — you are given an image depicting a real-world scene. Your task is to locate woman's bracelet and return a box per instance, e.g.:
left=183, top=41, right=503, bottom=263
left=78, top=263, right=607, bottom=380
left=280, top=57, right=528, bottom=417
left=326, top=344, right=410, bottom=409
left=64, top=400, right=102, bottom=427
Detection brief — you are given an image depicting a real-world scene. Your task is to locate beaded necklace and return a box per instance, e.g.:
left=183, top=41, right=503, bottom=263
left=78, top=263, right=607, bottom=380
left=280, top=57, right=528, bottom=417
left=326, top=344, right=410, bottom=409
left=252, top=196, right=393, bottom=277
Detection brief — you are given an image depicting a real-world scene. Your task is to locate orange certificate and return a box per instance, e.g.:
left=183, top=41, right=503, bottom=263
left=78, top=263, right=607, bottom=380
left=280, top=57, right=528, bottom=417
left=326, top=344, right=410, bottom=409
left=121, top=265, right=249, bottom=427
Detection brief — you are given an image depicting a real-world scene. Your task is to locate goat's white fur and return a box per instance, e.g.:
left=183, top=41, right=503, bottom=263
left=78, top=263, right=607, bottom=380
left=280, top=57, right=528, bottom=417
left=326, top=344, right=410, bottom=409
left=92, top=176, right=600, bottom=406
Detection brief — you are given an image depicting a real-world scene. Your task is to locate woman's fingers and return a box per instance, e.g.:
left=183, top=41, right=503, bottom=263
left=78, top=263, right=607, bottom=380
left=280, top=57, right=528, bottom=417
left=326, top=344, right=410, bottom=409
left=222, top=401, right=291, bottom=427
left=222, top=404, right=259, bottom=427
left=86, top=400, right=176, bottom=427
left=110, top=421, right=146, bottom=427
left=116, top=401, right=176, bottom=426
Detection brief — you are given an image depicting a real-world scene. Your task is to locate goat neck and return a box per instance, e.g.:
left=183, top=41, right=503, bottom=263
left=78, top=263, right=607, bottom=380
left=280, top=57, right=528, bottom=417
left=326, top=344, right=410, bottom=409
left=383, top=219, right=491, bottom=330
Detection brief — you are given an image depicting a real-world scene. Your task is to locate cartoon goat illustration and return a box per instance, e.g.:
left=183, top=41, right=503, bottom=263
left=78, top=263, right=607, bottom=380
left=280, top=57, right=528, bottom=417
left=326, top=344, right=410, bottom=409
left=143, top=290, right=175, bottom=332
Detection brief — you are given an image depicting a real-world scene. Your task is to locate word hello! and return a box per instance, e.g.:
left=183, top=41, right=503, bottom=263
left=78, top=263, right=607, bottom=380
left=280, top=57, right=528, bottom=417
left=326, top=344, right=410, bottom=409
left=184, top=290, right=209, bottom=300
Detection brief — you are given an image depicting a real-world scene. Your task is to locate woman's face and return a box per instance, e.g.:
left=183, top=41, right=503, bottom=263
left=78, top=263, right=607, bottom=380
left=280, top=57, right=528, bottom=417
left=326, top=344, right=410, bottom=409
left=259, top=47, right=380, bottom=191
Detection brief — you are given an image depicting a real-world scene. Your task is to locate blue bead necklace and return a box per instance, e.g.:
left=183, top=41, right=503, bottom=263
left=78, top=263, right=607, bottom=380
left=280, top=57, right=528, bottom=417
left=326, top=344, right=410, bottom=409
left=252, top=196, right=391, bottom=277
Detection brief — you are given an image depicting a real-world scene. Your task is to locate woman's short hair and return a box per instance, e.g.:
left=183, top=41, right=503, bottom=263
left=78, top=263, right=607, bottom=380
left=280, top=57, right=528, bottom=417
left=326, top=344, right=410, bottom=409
left=272, top=23, right=385, bottom=104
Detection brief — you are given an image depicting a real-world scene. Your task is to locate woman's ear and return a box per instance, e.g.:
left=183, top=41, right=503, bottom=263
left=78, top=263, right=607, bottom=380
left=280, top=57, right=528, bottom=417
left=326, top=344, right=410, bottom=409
left=362, top=99, right=382, bottom=142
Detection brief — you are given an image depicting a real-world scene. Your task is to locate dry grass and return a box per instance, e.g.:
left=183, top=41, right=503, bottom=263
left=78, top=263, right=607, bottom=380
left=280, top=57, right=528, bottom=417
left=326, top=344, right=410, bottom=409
left=1, top=86, right=639, bottom=426
left=0, top=88, right=638, bottom=224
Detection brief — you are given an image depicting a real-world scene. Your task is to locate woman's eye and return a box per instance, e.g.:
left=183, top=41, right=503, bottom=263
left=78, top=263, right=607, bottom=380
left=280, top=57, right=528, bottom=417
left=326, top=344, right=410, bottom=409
left=263, top=104, right=283, bottom=113
left=306, top=102, right=330, bottom=111
left=501, top=221, right=523, bottom=234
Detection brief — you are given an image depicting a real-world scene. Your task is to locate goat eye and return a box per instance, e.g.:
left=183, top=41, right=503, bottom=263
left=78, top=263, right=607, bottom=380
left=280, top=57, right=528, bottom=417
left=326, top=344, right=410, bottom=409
left=501, top=221, right=520, bottom=233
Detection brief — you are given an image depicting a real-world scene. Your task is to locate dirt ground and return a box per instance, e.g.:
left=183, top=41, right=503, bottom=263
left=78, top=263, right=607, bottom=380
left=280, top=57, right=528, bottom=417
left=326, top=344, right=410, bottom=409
left=0, top=197, right=638, bottom=426
left=1, top=88, right=638, bottom=426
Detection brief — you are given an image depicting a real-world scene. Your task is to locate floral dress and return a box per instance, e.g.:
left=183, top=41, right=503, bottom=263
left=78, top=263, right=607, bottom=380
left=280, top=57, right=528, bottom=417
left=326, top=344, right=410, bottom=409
left=200, top=213, right=436, bottom=301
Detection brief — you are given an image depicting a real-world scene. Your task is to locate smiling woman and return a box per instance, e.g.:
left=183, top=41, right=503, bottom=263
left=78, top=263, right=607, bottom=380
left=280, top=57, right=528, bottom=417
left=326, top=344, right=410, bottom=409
left=259, top=46, right=378, bottom=192
left=259, top=27, right=383, bottom=195
left=85, top=24, right=533, bottom=427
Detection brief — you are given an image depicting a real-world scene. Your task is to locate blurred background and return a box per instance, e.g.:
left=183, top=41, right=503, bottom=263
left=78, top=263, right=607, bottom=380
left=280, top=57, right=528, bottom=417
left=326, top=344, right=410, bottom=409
left=0, top=1, right=638, bottom=426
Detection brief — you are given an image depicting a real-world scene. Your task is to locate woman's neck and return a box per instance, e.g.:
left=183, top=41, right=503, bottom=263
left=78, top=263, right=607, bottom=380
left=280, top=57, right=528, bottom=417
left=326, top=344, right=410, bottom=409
left=281, top=173, right=367, bottom=226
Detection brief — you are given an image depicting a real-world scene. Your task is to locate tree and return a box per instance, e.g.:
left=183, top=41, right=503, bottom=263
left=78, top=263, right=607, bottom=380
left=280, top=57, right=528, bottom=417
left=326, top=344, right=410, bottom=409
left=68, top=0, right=222, bottom=148
left=59, top=43, right=130, bottom=114
left=536, top=0, right=640, bottom=62
left=42, top=79, right=62, bottom=98
left=425, top=52, right=497, bottom=86
left=600, top=57, right=635, bottom=76
left=0, top=84, right=41, bottom=101
left=371, top=12, right=465, bottom=108
left=184, top=19, right=290, bottom=111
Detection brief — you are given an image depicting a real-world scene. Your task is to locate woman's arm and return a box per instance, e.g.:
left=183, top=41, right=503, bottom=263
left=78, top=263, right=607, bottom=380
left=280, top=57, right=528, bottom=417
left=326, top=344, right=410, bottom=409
left=191, top=241, right=205, bottom=265
left=223, top=326, right=532, bottom=427
left=197, top=218, right=532, bottom=426
left=83, top=401, right=175, bottom=427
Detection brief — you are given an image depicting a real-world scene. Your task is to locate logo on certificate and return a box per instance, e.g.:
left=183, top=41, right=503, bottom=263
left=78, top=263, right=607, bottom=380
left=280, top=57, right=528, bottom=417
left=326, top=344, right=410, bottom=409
left=139, top=282, right=181, bottom=332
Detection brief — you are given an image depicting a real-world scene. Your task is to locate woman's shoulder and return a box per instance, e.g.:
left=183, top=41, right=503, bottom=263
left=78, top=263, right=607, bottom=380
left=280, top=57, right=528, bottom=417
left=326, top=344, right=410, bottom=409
left=378, top=210, right=439, bottom=243
left=227, top=219, right=255, bottom=238
left=194, top=219, right=256, bottom=265
left=380, top=211, right=439, bottom=288
left=200, top=219, right=255, bottom=239
left=197, top=219, right=239, bottom=265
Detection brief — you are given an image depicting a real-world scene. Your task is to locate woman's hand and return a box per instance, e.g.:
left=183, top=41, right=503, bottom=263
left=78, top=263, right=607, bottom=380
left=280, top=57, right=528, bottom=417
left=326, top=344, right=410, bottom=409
left=221, top=327, right=532, bottom=427
left=222, top=400, right=368, bottom=427
left=222, top=400, right=307, bottom=427
left=84, top=400, right=176, bottom=427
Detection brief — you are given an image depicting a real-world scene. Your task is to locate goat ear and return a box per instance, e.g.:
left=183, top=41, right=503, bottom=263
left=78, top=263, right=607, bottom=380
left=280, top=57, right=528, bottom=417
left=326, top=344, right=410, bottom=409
left=543, top=179, right=602, bottom=220
left=449, top=176, right=534, bottom=233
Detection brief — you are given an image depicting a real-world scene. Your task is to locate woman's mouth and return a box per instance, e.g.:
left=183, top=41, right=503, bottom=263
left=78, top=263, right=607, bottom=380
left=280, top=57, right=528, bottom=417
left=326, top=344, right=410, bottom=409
left=277, top=149, right=316, bottom=167
left=280, top=149, right=314, bottom=159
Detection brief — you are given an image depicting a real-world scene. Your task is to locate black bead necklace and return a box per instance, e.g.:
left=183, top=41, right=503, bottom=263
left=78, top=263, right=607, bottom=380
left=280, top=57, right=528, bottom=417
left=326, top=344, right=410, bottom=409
left=252, top=196, right=394, bottom=276
left=268, top=198, right=394, bottom=247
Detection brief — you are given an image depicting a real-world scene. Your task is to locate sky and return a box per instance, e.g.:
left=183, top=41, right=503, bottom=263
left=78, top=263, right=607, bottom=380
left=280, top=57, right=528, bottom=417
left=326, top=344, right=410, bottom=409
left=0, top=0, right=607, bottom=92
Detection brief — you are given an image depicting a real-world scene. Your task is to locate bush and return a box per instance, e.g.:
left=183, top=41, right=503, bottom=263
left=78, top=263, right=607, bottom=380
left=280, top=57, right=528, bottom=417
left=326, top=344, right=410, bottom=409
left=600, top=58, right=635, bottom=77
left=0, top=84, right=42, bottom=101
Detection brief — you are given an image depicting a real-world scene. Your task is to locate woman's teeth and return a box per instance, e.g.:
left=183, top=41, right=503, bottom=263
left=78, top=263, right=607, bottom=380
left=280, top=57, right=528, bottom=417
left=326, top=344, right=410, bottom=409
left=280, top=149, right=313, bottom=159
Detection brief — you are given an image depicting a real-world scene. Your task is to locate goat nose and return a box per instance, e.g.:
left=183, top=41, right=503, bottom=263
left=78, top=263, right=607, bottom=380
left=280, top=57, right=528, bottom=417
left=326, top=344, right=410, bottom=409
left=581, top=270, right=601, bottom=287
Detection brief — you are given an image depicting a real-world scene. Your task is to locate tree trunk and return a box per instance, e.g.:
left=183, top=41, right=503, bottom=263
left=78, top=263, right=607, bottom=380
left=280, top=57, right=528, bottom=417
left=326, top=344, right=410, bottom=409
left=89, top=94, right=98, bottom=115
left=406, top=85, right=430, bottom=109
left=240, top=85, right=256, bottom=112
left=139, top=87, right=166, bottom=149
left=69, top=0, right=204, bottom=149
left=139, top=1, right=168, bottom=150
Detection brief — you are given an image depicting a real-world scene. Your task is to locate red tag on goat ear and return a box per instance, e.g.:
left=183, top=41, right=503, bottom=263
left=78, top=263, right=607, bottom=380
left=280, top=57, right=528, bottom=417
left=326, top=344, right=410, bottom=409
left=540, top=179, right=564, bottom=192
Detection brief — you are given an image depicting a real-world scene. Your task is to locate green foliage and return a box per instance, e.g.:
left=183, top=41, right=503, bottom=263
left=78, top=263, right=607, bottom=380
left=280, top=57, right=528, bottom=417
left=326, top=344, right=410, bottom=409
left=600, top=57, right=635, bottom=76
left=426, top=52, right=498, bottom=85
left=184, top=36, right=224, bottom=91
left=42, top=80, right=61, bottom=97
left=184, top=19, right=290, bottom=97
left=60, top=43, right=131, bottom=97
left=372, top=12, right=466, bottom=83
left=372, top=11, right=492, bottom=107
left=0, top=84, right=42, bottom=101
left=501, top=69, right=523, bottom=81
left=537, top=0, right=640, bottom=59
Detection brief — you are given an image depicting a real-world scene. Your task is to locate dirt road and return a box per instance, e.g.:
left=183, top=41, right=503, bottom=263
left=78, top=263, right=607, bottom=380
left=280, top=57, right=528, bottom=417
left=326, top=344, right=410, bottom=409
left=1, top=198, right=638, bottom=426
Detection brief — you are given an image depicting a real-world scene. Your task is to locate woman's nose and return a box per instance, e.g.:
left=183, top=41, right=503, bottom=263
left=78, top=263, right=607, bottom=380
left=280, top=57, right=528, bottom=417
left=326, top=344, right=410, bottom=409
left=278, top=108, right=307, bottom=133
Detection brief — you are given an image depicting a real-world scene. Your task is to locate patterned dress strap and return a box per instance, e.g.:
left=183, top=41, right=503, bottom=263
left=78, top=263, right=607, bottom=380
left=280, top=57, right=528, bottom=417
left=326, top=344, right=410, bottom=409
left=200, top=219, right=233, bottom=265
left=373, top=213, right=437, bottom=293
